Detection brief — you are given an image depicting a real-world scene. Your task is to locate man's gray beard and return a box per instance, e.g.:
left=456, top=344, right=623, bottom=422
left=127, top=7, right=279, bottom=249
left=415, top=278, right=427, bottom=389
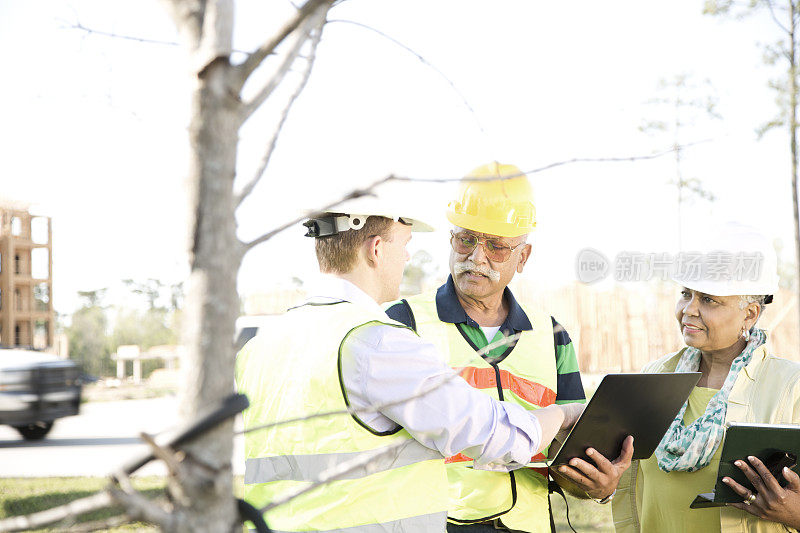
left=453, top=260, right=501, bottom=282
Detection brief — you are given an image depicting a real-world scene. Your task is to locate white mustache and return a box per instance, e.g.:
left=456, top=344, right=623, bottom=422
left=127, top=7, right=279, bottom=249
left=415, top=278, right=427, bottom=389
left=454, top=261, right=501, bottom=282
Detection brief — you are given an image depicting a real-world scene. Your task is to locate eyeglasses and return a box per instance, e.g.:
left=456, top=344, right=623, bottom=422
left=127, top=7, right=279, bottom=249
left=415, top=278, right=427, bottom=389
left=449, top=230, right=525, bottom=263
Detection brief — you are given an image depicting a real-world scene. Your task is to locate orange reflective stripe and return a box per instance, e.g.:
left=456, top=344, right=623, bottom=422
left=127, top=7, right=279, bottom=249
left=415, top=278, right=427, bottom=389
left=445, top=450, right=548, bottom=465
left=457, top=367, right=556, bottom=407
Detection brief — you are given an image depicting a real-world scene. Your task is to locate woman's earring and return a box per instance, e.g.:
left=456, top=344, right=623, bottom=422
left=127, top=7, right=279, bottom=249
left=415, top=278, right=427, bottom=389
left=741, top=326, right=751, bottom=341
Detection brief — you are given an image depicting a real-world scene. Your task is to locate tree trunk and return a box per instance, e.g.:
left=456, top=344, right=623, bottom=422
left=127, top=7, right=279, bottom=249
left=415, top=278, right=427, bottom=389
left=179, top=54, right=242, bottom=532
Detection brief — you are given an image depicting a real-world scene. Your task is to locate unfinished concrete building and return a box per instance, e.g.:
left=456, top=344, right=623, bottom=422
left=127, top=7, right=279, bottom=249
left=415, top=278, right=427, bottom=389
left=0, top=202, right=54, bottom=349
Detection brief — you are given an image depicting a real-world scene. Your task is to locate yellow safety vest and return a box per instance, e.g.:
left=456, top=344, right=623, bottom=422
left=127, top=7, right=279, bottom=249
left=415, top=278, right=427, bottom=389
left=404, top=291, right=557, bottom=532
left=235, top=301, right=449, bottom=532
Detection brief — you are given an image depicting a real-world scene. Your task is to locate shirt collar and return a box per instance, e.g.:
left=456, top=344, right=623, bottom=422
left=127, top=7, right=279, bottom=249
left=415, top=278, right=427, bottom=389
left=742, top=342, right=769, bottom=381
left=435, top=275, right=532, bottom=331
left=306, top=274, right=387, bottom=317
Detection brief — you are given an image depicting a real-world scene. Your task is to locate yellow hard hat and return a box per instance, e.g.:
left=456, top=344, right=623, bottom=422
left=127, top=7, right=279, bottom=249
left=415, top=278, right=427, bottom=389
left=446, top=162, right=536, bottom=238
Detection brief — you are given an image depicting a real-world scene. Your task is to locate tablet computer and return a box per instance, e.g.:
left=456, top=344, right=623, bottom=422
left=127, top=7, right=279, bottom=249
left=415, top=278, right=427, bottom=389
left=691, top=423, right=800, bottom=508
left=542, top=372, right=701, bottom=466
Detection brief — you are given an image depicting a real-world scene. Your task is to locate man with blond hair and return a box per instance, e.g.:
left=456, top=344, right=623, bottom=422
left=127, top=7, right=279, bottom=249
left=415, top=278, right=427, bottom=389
left=236, top=197, right=582, bottom=533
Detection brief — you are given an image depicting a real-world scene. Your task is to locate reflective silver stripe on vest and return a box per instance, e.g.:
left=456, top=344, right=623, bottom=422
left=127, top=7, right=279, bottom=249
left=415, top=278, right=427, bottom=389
left=252, top=511, right=447, bottom=533
left=245, top=439, right=441, bottom=484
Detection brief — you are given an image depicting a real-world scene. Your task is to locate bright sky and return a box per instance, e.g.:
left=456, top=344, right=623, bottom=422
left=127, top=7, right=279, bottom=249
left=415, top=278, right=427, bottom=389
left=0, top=0, right=794, bottom=315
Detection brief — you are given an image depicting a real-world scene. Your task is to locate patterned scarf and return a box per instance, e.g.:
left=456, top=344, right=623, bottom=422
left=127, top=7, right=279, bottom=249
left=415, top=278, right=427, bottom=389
left=655, top=328, right=766, bottom=473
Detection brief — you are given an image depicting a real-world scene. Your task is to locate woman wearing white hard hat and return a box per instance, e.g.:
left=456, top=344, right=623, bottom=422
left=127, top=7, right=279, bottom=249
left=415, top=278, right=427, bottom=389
left=613, top=223, right=800, bottom=533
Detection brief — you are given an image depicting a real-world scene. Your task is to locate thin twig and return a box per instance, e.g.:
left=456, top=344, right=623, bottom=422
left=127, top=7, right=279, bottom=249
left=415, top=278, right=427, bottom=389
left=65, top=21, right=252, bottom=55
left=65, top=22, right=181, bottom=47
left=241, top=7, right=325, bottom=119
left=241, top=143, right=690, bottom=252
left=241, top=183, right=384, bottom=251
left=139, top=432, right=191, bottom=506
left=236, top=14, right=326, bottom=208
left=259, top=440, right=408, bottom=513
left=107, top=485, right=179, bottom=530
left=765, top=0, right=792, bottom=35
left=328, top=18, right=486, bottom=135
left=391, top=143, right=708, bottom=183
left=140, top=431, right=185, bottom=475
left=237, top=332, right=521, bottom=436
left=67, top=515, right=130, bottom=533
left=235, top=0, right=332, bottom=88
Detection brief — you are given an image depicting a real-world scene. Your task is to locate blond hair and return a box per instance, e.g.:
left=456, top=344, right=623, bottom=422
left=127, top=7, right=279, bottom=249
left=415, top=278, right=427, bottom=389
left=315, top=215, right=395, bottom=273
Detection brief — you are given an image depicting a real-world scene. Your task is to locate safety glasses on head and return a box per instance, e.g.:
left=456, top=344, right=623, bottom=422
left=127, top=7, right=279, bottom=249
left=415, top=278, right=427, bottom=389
left=449, top=230, right=525, bottom=263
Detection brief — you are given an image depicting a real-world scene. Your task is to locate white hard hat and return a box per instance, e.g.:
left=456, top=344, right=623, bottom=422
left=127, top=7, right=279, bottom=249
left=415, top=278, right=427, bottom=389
left=303, top=194, right=434, bottom=238
left=672, top=222, right=779, bottom=300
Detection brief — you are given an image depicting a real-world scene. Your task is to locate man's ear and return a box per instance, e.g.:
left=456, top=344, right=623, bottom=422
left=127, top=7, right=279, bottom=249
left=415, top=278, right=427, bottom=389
left=516, top=243, right=532, bottom=273
left=363, top=235, right=383, bottom=267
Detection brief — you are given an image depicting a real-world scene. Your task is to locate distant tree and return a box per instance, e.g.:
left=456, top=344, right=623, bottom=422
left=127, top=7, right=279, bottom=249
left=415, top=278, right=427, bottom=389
left=122, top=278, right=167, bottom=311
left=76, top=288, right=108, bottom=308
left=66, top=300, right=113, bottom=377
left=111, top=308, right=176, bottom=350
left=641, top=73, right=719, bottom=247
left=704, top=0, right=800, bottom=330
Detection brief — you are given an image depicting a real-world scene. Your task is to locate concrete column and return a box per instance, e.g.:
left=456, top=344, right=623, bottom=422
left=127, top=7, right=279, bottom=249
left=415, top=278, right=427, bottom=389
left=133, top=359, right=142, bottom=384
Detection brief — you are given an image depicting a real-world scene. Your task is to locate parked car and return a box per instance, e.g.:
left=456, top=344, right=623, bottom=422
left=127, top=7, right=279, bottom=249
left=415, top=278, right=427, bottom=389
left=0, top=348, right=82, bottom=440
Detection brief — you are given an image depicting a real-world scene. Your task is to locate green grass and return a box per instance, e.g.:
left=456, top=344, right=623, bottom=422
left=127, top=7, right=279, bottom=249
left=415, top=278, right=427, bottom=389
left=0, top=477, right=165, bottom=532
left=0, top=476, right=247, bottom=532
left=0, top=476, right=609, bottom=532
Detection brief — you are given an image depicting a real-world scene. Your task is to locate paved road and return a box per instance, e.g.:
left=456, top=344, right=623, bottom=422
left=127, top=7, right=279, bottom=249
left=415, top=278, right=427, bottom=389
left=0, top=397, right=245, bottom=477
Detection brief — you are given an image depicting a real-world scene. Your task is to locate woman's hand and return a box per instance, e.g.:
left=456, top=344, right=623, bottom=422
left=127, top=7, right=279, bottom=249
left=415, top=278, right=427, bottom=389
left=723, top=455, right=800, bottom=529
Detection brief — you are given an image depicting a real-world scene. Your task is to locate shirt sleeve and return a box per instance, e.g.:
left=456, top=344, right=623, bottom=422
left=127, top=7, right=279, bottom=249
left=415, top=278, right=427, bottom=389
left=552, top=317, right=586, bottom=405
left=340, top=322, right=543, bottom=471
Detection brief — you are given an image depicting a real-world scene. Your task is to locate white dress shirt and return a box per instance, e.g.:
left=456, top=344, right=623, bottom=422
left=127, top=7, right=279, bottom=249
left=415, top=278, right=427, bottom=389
left=306, top=275, right=544, bottom=471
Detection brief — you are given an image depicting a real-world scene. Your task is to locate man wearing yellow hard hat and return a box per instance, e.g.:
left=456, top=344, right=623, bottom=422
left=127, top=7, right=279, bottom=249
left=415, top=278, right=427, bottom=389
left=236, top=193, right=585, bottom=533
left=387, top=163, right=633, bottom=533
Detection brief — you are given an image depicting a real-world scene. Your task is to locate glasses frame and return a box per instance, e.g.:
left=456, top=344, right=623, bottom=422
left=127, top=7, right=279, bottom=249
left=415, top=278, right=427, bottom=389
left=449, top=230, right=526, bottom=263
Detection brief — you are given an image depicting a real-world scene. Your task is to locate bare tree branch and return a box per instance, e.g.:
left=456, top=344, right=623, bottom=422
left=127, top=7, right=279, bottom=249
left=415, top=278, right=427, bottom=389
left=64, top=21, right=256, bottom=55
left=242, top=143, right=692, bottom=253
left=0, top=492, right=113, bottom=533
left=766, top=0, right=792, bottom=35
left=108, top=484, right=180, bottom=531
left=328, top=19, right=486, bottom=135
left=67, top=515, right=130, bottom=533
left=234, top=0, right=333, bottom=88
left=241, top=8, right=325, bottom=119
left=240, top=181, right=385, bottom=252
left=236, top=17, right=326, bottom=208
left=260, top=439, right=409, bottom=513
left=66, top=22, right=182, bottom=47
left=139, top=431, right=191, bottom=507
